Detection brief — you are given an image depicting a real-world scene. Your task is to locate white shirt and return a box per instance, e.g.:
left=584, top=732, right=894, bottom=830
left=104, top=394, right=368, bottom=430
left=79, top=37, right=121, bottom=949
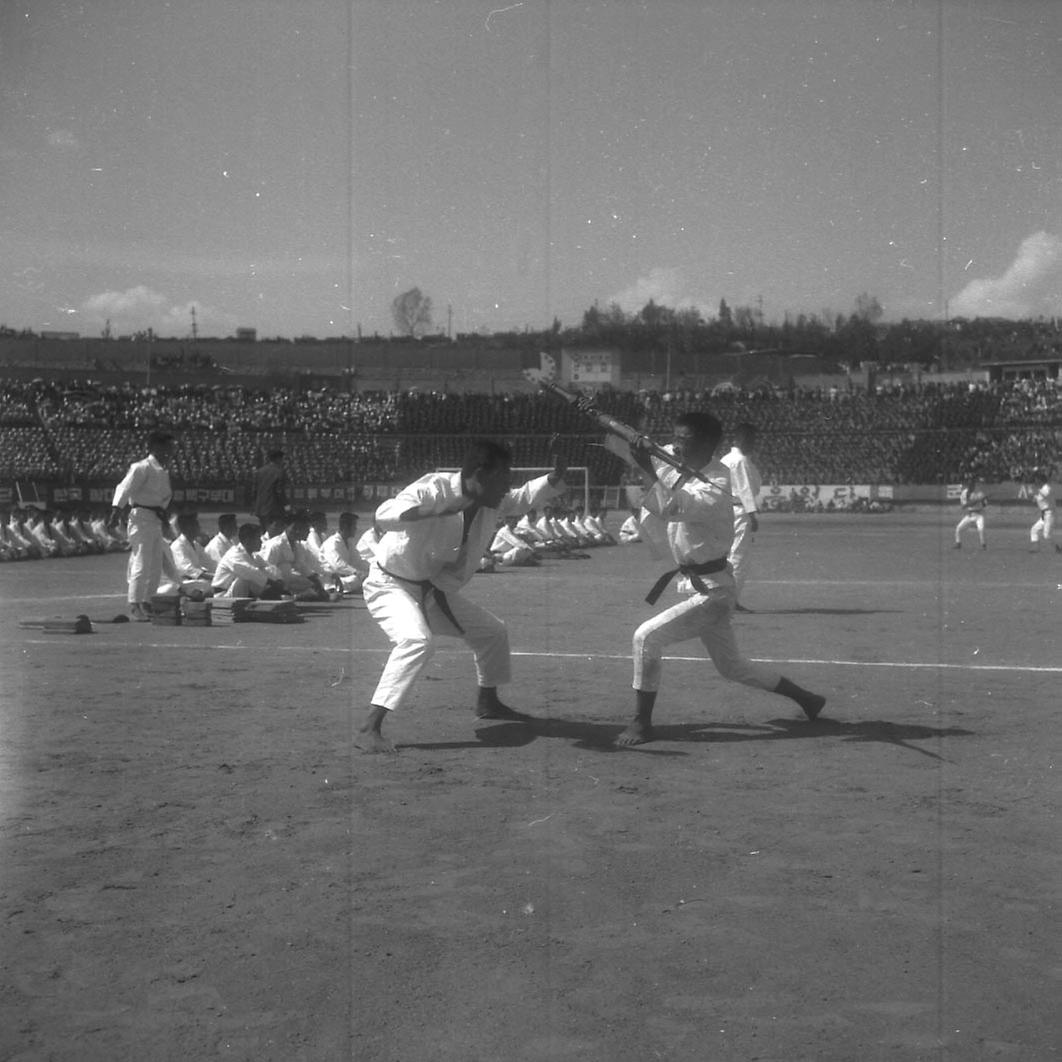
left=1035, top=483, right=1053, bottom=512
left=212, top=543, right=271, bottom=593
left=490, top=524, right=529, bottom=553
left=321, top=531, right=367, bottom=576
left=204, top=532, right=236, bottom=566
left=640, top=455, right=736, bottom=592
left=258, top=533, right=322, bottom=579
left=721, top=446, right=761, bottom=515
left=112, top=454, right=172, bottom=510
left=170, top=534, right=214, bottom=577
left=373, top=471, right=559, bottom=593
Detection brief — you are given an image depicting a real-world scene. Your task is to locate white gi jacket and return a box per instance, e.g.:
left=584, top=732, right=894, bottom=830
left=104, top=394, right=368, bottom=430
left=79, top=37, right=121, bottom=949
left=640, top=454, right=736, bottom=594
left=374, top=471, right=560, bottom=593
left=721, top=446, right=761, bottom=515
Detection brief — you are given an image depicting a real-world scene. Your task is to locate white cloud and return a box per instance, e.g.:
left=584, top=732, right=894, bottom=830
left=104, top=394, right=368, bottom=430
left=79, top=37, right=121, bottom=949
left=608, top=267, right=715, bottom=317
left=950, top=231, right=1062, bottom=319
left=79, top=286, right=237, bottom=337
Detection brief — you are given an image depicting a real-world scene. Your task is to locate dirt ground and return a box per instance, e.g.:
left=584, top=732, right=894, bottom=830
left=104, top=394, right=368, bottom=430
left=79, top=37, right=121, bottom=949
left=1, top=510, right=1060, bottom=1061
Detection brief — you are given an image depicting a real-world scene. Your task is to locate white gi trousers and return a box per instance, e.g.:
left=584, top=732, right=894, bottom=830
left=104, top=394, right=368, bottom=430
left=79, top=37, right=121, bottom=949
left=125, top=509, right=167, bottom=604
left=632, top=586, right=780, bottom=693
left=364, top=570, right=511, bottom=711
left=955, top=513, right=985, bottom=539
left=1030, top=509, right=1055, bottom=543
left=727, top=512, right=754, bottom=599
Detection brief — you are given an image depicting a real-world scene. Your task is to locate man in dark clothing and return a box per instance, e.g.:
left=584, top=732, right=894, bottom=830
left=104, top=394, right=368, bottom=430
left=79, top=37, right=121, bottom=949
left=254, top=449, right=289, bottom=532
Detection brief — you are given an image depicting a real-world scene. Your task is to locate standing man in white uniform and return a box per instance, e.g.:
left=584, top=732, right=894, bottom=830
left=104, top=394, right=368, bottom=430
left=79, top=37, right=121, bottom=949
left=355, top=440, right=566, bottom=754
left=1029, top=478, right=1059, bottom=552
left=109, top=431, right=175, bottom=621
left=616, top=411, right=826, bottom=747
left=953, top=480, right=988, bottom=549
left=720, top=422, right=761, bottom=611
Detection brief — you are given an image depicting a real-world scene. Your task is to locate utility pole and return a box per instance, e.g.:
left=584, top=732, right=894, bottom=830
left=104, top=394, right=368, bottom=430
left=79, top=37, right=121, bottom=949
left=190, top=305, right=199, bottom=343
left=447, top=303, right=453, bottom=340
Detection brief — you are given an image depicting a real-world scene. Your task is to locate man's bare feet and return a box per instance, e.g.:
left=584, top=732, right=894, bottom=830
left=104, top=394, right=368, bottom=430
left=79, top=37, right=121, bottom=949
left=354, top=730, right=397, bottom=754
left=475, top=688, right=533, bottom=722
left=615, top=721, right=654, bottom=746
left=355, top=705, right=397, bottom=754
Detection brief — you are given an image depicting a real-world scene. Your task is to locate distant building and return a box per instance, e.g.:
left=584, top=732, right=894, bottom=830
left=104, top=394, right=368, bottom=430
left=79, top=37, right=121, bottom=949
left=40, top=331, right=79, bottom=340
left=235, top=327, right=257, bottom=342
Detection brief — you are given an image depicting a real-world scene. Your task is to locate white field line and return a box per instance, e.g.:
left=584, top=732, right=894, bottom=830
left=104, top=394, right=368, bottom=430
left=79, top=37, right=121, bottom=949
left=20, top=639, right=1062, bottom=674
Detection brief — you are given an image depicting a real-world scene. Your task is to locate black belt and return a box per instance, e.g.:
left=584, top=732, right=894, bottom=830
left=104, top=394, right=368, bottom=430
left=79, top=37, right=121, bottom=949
left=132, top=504, right=169, bottom=524
left=645, top=556, right=728, bottom=605
left=378, top=566, right=464, bottom=634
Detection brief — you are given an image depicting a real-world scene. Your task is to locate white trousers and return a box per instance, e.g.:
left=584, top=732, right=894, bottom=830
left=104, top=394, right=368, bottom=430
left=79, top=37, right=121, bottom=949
left=955, top=513, right=985, bottom=540
left=1030, top=509, right=1055, bottom=542
left=364, top=570, right=511, bottom=711
left=495, top=545, right=534, bottom=566
left=125, top=509, right=167, bottom=604
left=632, top=587, right=780, bottom=694
left=727, top=512, right=755, bottom=598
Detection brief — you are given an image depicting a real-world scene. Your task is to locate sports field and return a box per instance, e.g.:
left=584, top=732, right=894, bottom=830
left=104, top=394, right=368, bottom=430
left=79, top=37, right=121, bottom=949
left=2, top=509, right=1060, bottom=1061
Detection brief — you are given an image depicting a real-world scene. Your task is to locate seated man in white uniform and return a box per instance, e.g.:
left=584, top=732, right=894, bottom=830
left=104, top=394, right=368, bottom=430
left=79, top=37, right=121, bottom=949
left=489, top=514, right=539, bottom=566
left=204, top=513, right=239, bottom=568
left=320, top=511, right=369, bottom=594
left=212, top=523, right=286, bottom=599
left=158, top=511, right=216, bottom=597
left=257, top=510, right=330, bottom=600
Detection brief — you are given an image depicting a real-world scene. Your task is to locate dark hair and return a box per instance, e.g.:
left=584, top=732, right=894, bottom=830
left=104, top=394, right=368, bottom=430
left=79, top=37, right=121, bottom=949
left=461, top=439, right=512, bottom=479
left=217, top=513, right=238, bottom=532
left=148, top=431, right=175, bottom=449
left=674, top=411, right=723, bottom=449
left=267, top=449, right=284, bottom=461
left=176, top=511, right=199, bottom=533
left=238, top=522, right=262, bottom=545
left=733, top=422, right=758, bottom=448
left=338, top=511, right=357, bottom=531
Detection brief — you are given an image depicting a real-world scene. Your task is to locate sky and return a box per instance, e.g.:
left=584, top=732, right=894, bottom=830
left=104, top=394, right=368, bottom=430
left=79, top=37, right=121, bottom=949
left=1, top=0, right=1061, bottom=340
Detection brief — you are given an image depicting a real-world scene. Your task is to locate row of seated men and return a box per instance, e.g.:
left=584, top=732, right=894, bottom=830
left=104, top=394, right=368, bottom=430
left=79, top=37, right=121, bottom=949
left=1, top=505, right=128, bottom=561
left=161, top=510, right=375, bottom=601
left=479, top=505, right=617, bottom=570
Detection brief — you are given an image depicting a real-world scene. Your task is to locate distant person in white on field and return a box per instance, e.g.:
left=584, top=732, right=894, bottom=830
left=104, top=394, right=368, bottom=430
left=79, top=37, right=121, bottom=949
left=1028, top=476, right=1059, bottom=553
left=720, top=422, right=762, bottom=611
left=953, top=479, right=988, bottom=550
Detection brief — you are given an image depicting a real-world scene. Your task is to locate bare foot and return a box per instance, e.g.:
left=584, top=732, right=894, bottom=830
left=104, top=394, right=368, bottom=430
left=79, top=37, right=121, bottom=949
left=474, top=702, right=533, bottom=722
left=354, top=731, right=397, bottom=754
left=615, top=721, right=654, bottom=746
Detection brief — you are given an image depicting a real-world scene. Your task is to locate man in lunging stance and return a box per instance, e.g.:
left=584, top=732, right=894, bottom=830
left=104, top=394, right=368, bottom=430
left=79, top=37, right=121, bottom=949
left=617, top=411, right=826, bottom=747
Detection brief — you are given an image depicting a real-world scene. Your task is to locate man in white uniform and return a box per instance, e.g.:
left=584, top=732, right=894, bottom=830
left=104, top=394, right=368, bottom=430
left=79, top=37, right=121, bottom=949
left=258, top=511, right=329, bottom=600
left=109, top=431, right=175, bottom=621
left=489, top=515, right=539, bottom=566
left=720, top=423, right=762, bottom=611
left=212, top=524, right=286, bottom=599
left=159, top=511, right=215, bottom=596
left=321, top=512, right=369, bottom=593
left=953, top=480, right=988, bottom=549
left=616, top=411, right=826, bottom=747
left=1029, top=478, right=1059, bottom=552
left=204, top=514, right=239, bottom=567
left=355, top=439, right=566, bottom=754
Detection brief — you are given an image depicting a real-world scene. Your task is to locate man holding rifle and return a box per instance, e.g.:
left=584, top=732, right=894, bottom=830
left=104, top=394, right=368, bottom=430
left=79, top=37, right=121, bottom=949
left=616, top=410, right=826, bottom=746
left=355, top=438, right=567, bottom=754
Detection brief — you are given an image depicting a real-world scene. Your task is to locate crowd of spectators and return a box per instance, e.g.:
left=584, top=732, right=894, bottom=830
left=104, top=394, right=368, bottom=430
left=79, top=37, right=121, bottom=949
left=1, top=377, right=1059, bottom=489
